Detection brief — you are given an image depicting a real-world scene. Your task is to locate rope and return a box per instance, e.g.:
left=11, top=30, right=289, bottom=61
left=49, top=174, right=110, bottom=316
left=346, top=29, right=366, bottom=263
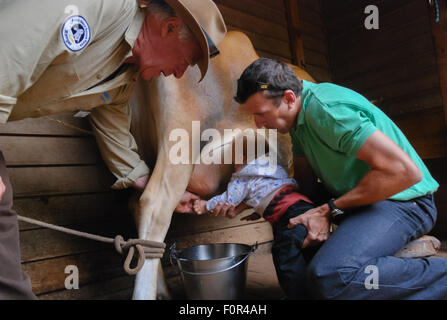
left=17, top=215, right=165, bottom=275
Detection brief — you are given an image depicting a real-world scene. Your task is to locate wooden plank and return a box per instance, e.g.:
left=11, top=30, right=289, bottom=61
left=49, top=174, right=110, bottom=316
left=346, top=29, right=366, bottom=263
left=166, top=221, right=273, bottom=249
left=364, top=73, right=441, bottom=110
left=37, top=276, right=134, bottom=300
left=0, top=136, right=101, bottom=166
left=0, top=113, right=92, bottom=136
left=394, top=110, right=447, bottom=159
left=332, top=32, right=435, bottom=81
left=255, top=50, right=291, bottom=63
left=302, top=48, right=330, bottom=70
left=15, top=192, right=131, bottom=231
left=22, top=250, right=132, bottom=295
left=429, top=0, right=447, bottom=125
left=20, top=219, right=137, bottom=262
left=299, top=19, right=327, bottom=42
left=302, top=34, right=329, bottom=56
left=340, top=54, right=438, bottom=93
left=298, top=1, right=325, bottom=28
left=168, top=209, right=263, bottom=238
left=227, top=26, right=292, bottom=60
left=217, top=4, right=289, bottom=43
left=7, top=165, right=115, bottom=197
left=304, top=65, right=332, bottom=83
left=331, top=15, right=431, bottom=69
left=214, top=0, right=287, bottom=27
left=253, top=0, right=285, bottom=13
left=284, top=0, right=306, bottom=68
left=299, top=0, right=323, bottom=15
left=381, top=88, right=443, bottom=118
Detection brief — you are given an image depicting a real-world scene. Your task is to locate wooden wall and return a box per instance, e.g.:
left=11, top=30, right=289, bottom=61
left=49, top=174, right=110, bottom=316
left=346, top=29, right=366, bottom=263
left=1, top=115, right=139, bottom=299
left=214, top=0, right=292, bottom=63
left=288, top=0, right=332, bottom=82
left=320, top=0, right=447, bottom=237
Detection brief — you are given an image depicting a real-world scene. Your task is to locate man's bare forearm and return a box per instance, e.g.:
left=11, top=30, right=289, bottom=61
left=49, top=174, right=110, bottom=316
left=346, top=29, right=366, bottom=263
left=334, top=167, right=422, bottom=210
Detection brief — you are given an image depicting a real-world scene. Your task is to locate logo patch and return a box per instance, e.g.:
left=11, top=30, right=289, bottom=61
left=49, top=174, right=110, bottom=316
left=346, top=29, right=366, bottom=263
left=61, top=15, right=91, bottom=52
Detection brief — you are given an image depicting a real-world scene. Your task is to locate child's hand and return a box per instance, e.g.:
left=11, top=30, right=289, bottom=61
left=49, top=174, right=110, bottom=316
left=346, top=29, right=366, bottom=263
left=193, top=199, right=208, bottom=215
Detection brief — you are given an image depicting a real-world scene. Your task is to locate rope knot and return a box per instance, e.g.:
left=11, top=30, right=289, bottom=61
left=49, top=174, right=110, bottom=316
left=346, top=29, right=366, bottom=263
left=113, top=235, right=166, bottom=275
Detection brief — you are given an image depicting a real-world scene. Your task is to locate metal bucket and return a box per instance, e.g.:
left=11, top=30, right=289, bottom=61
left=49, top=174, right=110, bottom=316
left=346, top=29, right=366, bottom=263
left=170, top=243, right=257, bottom=300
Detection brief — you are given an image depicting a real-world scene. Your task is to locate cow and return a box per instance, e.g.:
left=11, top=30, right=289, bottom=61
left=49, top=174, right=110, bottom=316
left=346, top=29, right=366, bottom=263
left=128, top=30, right=315, bottom=300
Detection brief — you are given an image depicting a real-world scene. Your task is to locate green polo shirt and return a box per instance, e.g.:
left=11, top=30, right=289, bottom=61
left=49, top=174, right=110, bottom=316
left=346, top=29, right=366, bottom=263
left=289, top=80, right=438, bottom=200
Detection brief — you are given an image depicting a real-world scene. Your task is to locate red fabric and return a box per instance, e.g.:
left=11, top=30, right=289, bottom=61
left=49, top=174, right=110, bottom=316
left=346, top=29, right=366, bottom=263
left=263, top=186, right=313, bottom=225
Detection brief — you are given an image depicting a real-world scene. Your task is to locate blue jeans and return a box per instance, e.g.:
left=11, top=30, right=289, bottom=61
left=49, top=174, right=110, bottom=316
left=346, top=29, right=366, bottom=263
left=272, top=195, right=447, bottom=299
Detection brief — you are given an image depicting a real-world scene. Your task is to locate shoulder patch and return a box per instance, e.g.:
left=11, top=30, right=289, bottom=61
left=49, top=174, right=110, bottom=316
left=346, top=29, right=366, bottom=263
left=61, top=15, right=91, bottom=52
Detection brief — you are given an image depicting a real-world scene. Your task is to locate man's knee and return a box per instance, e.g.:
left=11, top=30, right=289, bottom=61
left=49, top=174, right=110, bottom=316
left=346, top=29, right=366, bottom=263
left=306, top=257, right=358, bottom=299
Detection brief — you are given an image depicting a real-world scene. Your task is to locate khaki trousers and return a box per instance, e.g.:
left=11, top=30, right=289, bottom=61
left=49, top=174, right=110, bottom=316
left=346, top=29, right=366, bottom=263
left=0, top=151, right=36, bottom=300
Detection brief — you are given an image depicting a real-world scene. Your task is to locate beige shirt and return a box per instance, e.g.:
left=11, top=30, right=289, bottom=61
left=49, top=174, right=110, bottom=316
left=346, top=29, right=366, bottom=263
left=0, top=0, right=150, bottom=189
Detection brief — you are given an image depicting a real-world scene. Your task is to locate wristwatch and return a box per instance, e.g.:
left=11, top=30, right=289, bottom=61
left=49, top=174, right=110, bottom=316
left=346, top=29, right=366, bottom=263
left=328, top=198, right=344, bottom=218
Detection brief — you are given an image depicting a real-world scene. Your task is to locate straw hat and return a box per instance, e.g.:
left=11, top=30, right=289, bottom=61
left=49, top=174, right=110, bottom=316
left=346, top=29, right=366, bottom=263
left=140, top=0, right=227, bottom=81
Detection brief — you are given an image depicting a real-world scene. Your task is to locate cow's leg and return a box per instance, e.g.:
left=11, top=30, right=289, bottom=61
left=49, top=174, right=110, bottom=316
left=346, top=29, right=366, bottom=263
left=128, top=192, right=172, bottom=300
left=132, top=148, right=193, bottom=300
left=156, top=262, right=171, bottom=300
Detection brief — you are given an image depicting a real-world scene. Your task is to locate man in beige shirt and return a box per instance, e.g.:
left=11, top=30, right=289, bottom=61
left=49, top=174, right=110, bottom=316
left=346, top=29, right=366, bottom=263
left=0, top=0, right=226, bottom=299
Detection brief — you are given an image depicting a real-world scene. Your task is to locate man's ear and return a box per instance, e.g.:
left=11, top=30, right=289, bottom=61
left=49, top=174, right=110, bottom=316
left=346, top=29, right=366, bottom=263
left=160, top=17, right=182, bottom=38
left=283, top=90, right=297, bottom=108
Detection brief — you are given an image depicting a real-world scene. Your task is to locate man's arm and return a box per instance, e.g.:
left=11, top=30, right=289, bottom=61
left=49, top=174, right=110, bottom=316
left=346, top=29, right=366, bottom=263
left=333, top=130, right=422, bottom=210
left=289, top=130, right=422, bottom=248
left=89, top=102, right=150, bottom=190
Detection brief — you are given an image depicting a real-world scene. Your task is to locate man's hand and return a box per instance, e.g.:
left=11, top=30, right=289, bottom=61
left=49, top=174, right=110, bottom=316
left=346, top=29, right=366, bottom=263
left=133, top=174, right=150, bottom=192
left=175, top=191, right=201, bottom=214
left=0, top=176, right=5, bottom=202
left=288, top=204, right=331, bottom=249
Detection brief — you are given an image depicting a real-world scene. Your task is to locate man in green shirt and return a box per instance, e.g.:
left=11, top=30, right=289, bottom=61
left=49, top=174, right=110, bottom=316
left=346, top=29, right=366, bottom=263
left=234, top=58, right=446, bottom=299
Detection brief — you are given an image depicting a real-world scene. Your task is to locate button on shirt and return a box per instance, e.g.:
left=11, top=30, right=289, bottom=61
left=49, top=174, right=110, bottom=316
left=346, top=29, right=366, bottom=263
left=0, top=0, right=149, bottom=189
left=289, top=80, right=439, bottom=200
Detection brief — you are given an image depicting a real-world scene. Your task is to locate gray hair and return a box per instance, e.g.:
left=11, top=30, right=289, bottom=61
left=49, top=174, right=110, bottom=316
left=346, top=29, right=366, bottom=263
left=145, top=0, right=193, bottom=42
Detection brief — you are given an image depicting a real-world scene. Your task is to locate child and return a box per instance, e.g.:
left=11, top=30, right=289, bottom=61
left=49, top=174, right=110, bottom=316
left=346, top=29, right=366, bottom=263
left=193, top=154, right=312, bottom=224
left=192, top=153, right=317, bottom=298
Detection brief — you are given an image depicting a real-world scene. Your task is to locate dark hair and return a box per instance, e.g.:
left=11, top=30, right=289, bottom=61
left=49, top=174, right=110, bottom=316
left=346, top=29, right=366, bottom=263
left=235, top=58, right=302, bottom=105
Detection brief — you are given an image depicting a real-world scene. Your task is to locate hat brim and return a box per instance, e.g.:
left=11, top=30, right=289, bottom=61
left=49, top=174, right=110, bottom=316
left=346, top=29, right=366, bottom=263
left=164, top=0, right=209, bottom=82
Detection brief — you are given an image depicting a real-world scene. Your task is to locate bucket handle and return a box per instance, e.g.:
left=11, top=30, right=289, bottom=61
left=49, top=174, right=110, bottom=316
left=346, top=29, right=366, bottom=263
left=170, top=242, right=258, bottom=276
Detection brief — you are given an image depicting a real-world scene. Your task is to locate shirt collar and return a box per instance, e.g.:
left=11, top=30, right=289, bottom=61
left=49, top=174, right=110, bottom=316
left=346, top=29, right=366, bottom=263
left=297, top=80, right=311, bottom=126
left=124, top=7, right=146, bottom=51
